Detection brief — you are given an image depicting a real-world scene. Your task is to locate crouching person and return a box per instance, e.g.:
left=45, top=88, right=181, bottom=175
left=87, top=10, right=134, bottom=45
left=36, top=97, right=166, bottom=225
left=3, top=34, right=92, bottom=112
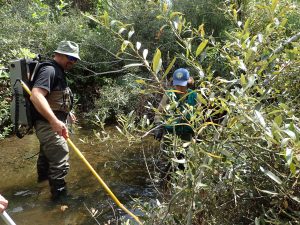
left=153, top=68, right=197, bottom=180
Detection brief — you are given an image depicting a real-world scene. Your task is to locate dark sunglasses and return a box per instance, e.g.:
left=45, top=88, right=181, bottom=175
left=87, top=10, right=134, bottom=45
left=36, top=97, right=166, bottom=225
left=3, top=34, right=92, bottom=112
left=67, top=55, right=78, bottom=62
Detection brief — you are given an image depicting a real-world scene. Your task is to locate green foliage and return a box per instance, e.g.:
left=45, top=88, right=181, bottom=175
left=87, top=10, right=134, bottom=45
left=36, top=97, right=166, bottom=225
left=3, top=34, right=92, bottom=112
left=88, top=0, right=300, bottom=224
left=87, top=75, right=141, bottom=123
left=0, top=69, right=12, bottom=139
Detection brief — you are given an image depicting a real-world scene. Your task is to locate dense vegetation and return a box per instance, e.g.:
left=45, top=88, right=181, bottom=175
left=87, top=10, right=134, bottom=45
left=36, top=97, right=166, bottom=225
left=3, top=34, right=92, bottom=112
left=0, top=0, right=299, bottom=224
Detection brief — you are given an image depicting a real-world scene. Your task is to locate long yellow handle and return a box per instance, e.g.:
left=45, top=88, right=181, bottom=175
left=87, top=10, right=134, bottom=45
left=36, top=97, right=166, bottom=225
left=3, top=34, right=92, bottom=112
left=19, top=80, right=142, bottom=224
left=67, top=139, right=142, bottom=224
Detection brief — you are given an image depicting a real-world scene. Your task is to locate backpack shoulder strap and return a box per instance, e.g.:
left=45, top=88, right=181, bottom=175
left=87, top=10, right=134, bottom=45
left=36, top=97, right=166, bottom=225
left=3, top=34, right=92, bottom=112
left=30, top=60, right=55, bottom=84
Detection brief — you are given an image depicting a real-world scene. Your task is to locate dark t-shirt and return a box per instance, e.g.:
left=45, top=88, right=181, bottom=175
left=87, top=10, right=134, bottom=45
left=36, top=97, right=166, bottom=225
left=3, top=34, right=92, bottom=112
left=32, top=60, right=69, bottom=122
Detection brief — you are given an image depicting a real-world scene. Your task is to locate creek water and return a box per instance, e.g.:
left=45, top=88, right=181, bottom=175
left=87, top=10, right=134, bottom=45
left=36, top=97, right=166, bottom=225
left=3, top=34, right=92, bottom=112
left=0, top=126, right=158, bottom=225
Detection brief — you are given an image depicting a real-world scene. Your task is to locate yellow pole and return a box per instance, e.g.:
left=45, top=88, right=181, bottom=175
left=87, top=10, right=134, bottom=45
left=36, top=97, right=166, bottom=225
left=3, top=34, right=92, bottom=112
left=19, top=80, right=142, bottom=225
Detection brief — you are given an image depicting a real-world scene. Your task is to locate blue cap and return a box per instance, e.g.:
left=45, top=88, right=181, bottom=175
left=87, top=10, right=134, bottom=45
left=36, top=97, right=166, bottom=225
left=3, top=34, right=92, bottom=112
left=173, top=68, right=190, bottom=86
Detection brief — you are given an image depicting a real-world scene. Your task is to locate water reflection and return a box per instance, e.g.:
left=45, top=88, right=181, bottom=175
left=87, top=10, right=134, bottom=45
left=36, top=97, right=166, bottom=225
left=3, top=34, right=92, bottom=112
left=0, top=126, right=157, bottom=225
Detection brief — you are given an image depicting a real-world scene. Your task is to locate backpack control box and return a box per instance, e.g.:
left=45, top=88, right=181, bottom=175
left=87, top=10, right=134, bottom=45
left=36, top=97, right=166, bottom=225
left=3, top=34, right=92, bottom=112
left=9, top=58, right=38, bottom=138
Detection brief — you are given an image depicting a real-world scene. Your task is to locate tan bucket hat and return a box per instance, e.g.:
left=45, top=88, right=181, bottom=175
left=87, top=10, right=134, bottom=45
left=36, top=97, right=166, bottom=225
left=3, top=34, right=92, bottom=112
left=54, top=41, right=80, bottom=60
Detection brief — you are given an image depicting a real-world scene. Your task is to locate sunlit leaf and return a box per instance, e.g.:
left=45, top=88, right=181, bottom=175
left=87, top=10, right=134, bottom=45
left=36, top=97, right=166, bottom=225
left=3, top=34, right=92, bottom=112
left=196, top=39, right=208, bottom=57
left=152, top=48, right=162, bottom=74
left=255, top=110, right=266, bottom=127
left=197, top=94, right=207, bottom=105
left=274, top=115, right=282, bottom=126
left=198, top=24, right=205, bottom=38
left=260, top=167, right=282, bottom=184
left=143, top=49, right=148, bottom=60
left=271, top=0, right=279, bottom=12
left=128, top=29, right=135, bottom=39
left=121, top=41, right=129, bottom=52
left=123, top=63, right=143, bottom=68
left=136, top=42, right=141, bottom=50
left=100, top=11, right=109, bottom=26
left=170, top=12, right=183, bottom=19
left=171, top=158, right=186, bottom=164
left=283, top=130, right=296, bottom=140
left=244, top=18, right=250, bottom=31
left=258, top=189, right=279, bottom=196
left=285, top=148, right=293, bottom=166
left=233, top=9, right=237, bottom=21
left=280, top=138, right=290, bottom=148
left=135, top=79, right=146, bottom=84
left=246, top=75, right=256, bottom=89
left=115, top=126, right=124, bottom=135
left=240, top=74, right=246, bottom=86
left=162, top=3, right=168, bottom=13
left=182, top=142, right=191, bottom=148
left=206, top=152, right=223, bottom=159
left=162, top=57, right=176, bottom=79
left=118, top=27, right=126, bottom=34
left=239, top=60, right=247, bottom=71
left=255, top=217, right=260, bottom=225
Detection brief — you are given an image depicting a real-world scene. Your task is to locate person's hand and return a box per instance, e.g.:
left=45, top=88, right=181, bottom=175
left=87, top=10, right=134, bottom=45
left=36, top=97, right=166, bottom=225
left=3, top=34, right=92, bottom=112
left=0, top=195, right=8, bottom=213
left=153, top=127, right=164, bottom=141
left=50, top=119, right=69, bottom=139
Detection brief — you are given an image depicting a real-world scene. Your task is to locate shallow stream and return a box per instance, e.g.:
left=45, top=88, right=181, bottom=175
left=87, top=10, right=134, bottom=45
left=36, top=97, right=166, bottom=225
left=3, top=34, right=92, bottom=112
left=0, top=126, right=157, bottom=225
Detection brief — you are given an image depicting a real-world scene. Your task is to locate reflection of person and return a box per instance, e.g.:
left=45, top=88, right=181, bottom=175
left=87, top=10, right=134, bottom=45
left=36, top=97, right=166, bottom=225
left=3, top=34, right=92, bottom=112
left=0, top=194, right=8, bottom=213
left=30, top=41, right=80, bottom=201
left=154, top=68, right=197, bottom=174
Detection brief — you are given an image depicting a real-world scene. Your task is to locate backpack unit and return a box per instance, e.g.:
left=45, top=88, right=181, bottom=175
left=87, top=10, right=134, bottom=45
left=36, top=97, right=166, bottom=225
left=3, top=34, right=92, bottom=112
left=9, top=57, right=52, bottom=138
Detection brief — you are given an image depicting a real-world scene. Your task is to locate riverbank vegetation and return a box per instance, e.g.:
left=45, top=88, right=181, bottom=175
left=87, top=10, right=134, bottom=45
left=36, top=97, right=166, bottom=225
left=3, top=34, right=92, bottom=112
left=0, top=0, right=299, bottom=224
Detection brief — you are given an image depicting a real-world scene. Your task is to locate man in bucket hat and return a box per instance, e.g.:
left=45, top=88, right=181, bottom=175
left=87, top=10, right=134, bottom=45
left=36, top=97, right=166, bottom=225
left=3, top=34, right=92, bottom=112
left=30, top=41, right=80, bottom=202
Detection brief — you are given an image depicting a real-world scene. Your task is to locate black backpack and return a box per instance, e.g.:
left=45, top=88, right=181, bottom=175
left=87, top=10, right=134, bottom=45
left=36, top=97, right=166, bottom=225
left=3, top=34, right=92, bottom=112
left=9, top=56, right=53, bottom=138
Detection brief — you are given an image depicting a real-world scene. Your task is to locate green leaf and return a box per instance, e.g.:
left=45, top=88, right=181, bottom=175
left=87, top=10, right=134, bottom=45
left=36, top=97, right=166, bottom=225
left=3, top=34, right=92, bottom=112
left=162, top=57, right=176, bottom=79
left=283, top=130, right=296, bottom=140
left=281, top=138, right=290, bottom=147
left=143, top=49, right=148, bottom=60
left=290, top=163, right=296, bottom=175
left=171, top=158, right=186, bottom=164
left=128, top=29, right=135, bottom=39
left=198, top=24, right=205, bottom=38
left=170, top=12, right=183, bottom=19
left=285, top=148, right=293, bottom=166
left=271, top=0, right=279, bottom=12
left=152, top=48, right=162, bottom=74
left=196, top=39, right=208, bottom=57
left=100, top=11, right=109, bottom=26
left=255, top=217, right=260, bottom=225
left=254, top=110, right=266, bottom=127
left=240, top=74, right=246, bottom=86
left=115, top=126, right=124, bottom=135
left=123, top=63, right=143, bottom=68
left=259, top=189, right=279, bottom=196
left=274, top=115, right=282, bottom=127
left=121, top=40, right=129, bottom=52
left=135, top=79, right=146, bottom=85
left=260, top=167, right=282, bottom=184
left=197, top=94, right=207, bottom=105
left=244, top=18, right=250, bottom=31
